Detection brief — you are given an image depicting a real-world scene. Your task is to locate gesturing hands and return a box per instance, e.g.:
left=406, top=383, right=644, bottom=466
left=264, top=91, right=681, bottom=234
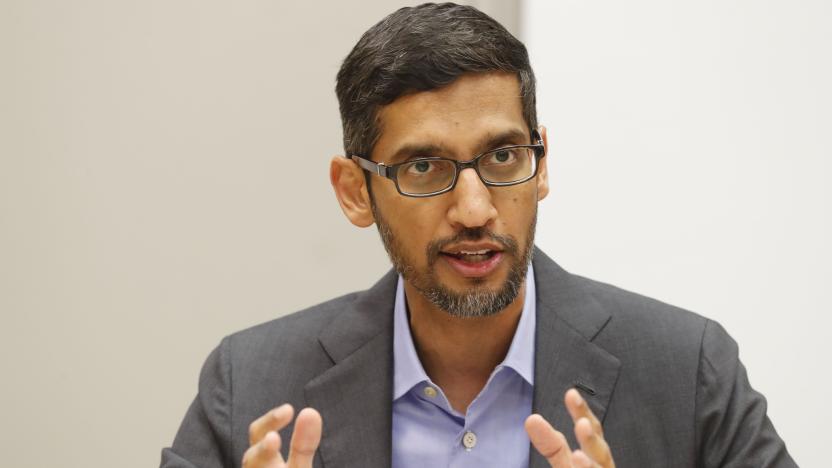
left=243, top=404, right=322, bottom=468
left=525, top=389, right=615, bottom=468
left=243, top=388, right=613, bottom=468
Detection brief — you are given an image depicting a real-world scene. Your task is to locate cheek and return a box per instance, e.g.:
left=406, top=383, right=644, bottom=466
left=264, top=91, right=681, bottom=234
left=496, top=191, right=537, bottom=231
left=380, top=199, right=443, bottom=248
left=502, top=184, right=535, bottom=207
left=504, top=180, right=537, bottom=206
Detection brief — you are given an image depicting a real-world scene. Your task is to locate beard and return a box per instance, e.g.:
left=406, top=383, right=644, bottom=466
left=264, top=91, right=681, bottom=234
left=373, top=205, right=536, bottom=318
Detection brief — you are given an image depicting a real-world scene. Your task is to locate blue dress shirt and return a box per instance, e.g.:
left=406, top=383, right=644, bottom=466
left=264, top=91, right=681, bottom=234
left=392, top=265, right=536, bottom=468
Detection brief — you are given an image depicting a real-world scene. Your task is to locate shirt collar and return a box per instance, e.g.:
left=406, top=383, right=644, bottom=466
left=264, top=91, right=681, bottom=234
left=392, top=264, right=536, bottom=400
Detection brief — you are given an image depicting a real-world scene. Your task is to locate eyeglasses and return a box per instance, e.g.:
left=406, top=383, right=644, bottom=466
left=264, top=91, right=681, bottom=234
left=351, top=130, right=546, bottom=198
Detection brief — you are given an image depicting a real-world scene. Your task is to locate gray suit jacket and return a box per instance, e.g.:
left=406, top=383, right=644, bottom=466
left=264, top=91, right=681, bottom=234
left=161, top=249, right=796, bottom=467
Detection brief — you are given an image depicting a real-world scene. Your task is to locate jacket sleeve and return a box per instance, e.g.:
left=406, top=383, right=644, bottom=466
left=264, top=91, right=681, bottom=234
left=161, top=337, right=235, bottom=468
left=695, top=320, right=797, bottom=467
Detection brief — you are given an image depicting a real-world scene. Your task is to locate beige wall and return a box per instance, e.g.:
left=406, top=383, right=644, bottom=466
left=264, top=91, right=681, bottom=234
left=0, top=1, right=519, bottom=467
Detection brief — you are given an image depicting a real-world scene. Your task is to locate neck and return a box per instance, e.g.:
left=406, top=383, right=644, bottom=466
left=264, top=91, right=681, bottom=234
left=403, top=280, right=526, bottom=413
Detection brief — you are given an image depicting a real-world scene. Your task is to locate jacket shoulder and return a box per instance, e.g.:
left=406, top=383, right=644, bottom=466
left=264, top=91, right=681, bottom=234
left=576, top=274, right=708, bottom=333
left=224, top=290, right=363, bottom=360
left=554, top=272, right=712, bottom=381
left=533, top=248, right=710, bottom=343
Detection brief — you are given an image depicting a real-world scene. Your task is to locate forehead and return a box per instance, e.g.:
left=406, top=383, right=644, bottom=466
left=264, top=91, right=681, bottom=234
left=373, top=72, right=527, bottom=161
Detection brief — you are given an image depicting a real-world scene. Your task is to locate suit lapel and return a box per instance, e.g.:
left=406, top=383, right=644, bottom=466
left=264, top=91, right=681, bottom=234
left=529, top=250, right=621, bottom=468
left=304, top=272, right=397, bottom=468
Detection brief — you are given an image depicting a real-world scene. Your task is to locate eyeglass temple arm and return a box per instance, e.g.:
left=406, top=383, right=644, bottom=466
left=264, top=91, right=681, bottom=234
left=351, top=155, right=389, bottom=178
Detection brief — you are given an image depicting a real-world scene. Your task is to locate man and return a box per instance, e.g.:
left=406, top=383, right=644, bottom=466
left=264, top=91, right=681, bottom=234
left=161, top=3, right=796, bottom=467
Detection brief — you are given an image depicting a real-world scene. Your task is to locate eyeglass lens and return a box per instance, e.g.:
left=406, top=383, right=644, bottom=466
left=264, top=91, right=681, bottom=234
left=396, top=147, right=536, bottom=195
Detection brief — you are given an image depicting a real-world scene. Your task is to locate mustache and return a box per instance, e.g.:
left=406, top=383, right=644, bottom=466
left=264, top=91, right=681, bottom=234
left=426, top=227, right=520, bottom=265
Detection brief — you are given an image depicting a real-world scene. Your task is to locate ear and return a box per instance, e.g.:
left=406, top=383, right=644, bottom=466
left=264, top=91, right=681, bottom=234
left=535, top=125, right=550, bottom=202
left=330, top=156, right=375, bottom=228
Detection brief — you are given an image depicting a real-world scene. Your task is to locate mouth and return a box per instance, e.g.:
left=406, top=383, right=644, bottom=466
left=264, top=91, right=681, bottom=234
left=441, top=249, right=499, bottom=263
left=439, top=246, right=504, bottom=278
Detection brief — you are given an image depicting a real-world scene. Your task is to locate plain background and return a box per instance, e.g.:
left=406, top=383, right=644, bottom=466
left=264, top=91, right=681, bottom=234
left=0, top=1, right=826, bottom=467
left=524, top=1, right=830, bottom=466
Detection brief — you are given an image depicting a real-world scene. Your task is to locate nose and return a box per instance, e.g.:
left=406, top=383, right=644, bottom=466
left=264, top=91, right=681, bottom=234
left=446, top=167, right=498, bottom=229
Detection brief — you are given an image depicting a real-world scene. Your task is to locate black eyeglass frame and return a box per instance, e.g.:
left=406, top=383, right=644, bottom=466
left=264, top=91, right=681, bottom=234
left=350, top=130, right=546, bottom=198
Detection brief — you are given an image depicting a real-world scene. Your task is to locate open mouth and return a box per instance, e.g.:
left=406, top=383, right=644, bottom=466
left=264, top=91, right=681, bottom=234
left=441, top=249, right=499, bottom=264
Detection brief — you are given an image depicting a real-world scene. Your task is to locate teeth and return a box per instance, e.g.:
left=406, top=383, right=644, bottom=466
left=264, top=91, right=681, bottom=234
left=458, top=249, right=489, bottom=255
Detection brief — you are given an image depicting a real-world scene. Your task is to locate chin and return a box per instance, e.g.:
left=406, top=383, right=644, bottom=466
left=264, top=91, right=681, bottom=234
left=422, top=272, right=523, bottom=319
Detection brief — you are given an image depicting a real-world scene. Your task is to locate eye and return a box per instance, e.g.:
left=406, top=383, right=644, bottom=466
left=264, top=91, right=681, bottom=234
left=403, top=159, right=443, bottom=176
left=482, top=148, right=518, bottom=166
left=413, top=161, right=431, bottom=173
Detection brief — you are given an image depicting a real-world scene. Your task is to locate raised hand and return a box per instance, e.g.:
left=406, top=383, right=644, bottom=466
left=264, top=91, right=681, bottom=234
left=525, top=389, right=615, bottom=468
left=242, top=404, right=322, bottom=468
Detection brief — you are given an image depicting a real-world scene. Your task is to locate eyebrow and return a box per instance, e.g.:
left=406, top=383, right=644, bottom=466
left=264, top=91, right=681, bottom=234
left=387, top=143, right=449, bottom=164
left=386, top=128, right=530, bottom=164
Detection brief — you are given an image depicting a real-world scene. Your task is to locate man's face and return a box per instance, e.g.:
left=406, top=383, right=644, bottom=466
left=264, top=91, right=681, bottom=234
left=368, top=72, right=548, bottom=317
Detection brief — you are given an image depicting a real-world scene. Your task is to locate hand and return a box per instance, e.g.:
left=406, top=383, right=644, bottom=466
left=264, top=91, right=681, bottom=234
left=525, top=389, right=615, bottom=468
left=242, top=404, right=322, bottom=468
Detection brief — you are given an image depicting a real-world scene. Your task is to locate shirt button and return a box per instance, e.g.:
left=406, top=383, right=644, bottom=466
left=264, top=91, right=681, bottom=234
left=462, top=431, right=477, bottom=450
left=423, top=386, right=437, bottom=398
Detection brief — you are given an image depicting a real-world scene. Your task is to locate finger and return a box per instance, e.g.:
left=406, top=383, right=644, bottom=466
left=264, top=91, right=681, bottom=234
left=525, top=414, right=574, bottom=467
left=565, top=389, right=603, bottom=437
left=287, top=408, right=323, bottom=468
left=572, top=449, right=600, bottom=468
left=242, top=431, right=285, bottom=468
left=249, top=404, right=295, bottom=446
left=575, top=417, right=614, bottom=468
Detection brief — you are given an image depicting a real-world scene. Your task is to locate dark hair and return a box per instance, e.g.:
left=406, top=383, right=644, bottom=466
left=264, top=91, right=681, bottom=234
left=335, top=2, right=538, bottom=159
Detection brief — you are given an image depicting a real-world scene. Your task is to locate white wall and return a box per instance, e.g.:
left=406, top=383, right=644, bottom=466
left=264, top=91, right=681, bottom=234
left=522, top=0, right=831, bottom=466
